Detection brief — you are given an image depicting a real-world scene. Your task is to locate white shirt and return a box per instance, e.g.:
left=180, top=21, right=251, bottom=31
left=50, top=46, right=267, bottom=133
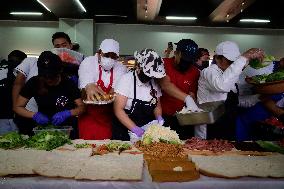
left=78, top=54, right=127, bottom=89
left=197, top=56, right=247, bottom=104
left=14, top=57, right=38, bottom=81
left=14, top=57, right=38, bottom=112
left=115, top=71, right=162, bottom=110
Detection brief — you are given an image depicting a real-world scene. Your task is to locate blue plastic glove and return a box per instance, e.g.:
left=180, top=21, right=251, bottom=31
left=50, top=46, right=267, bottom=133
left=32, top=112, right=49, bottom=125
left=51, top=110, right=72, bottom=126
left=130, top=126, right=145, bottom=137
left=156, top=115, right=165, bottom=126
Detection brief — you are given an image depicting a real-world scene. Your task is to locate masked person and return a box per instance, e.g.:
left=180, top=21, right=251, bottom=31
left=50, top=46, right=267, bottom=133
left=159, top=39, right=201, bottom=140
left=78, top=39, right=127, bottom=140
left=197, top=41, right=265, bottom=140
left=13, top=51, right=85, bottom=138
left=194, top=48, right=210, bottom=70
left=112, top=49, right=165, bottom=140
left=0, top=50, right=27, bottom=135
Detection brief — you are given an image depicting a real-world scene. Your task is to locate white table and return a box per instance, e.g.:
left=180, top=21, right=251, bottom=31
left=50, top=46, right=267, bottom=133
left=2, top=169, right=284, bottom=189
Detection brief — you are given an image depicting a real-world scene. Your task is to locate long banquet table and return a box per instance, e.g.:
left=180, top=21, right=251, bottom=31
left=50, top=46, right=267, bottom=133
left=2, top=167, right=284, bottom=189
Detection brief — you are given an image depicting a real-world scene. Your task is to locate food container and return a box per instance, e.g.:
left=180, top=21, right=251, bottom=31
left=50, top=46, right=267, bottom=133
left=245, top=77, right=284, bottom=94
left=32, top=126, right=73, bottom=137
left=176, top=101, right=225, bottom=125
left=51, top=48, right=84, bottom=65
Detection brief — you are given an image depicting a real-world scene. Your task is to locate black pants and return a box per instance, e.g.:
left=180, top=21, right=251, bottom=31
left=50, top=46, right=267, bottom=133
left=163, top=115, right=194, bottom=140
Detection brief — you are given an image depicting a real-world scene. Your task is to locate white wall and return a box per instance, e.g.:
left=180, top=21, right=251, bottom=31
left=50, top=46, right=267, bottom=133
left=0, top=19, right=95, bottom=60
left=1, top=21, right=284, bottom=60
left=95, top=23, right=284, bottom=60
left=59, top=19, right=95, bottom=56
left=0, top=21, right=58, bottom=59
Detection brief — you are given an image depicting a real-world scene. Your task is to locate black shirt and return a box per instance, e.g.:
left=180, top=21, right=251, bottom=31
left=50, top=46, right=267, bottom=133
left=20, top=76, right=81, bottom=119
left=0, top=61, right=15, bottom=118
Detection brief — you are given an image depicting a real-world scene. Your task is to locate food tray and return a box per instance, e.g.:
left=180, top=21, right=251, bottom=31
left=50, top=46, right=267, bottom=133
left=33, top=126, right=73, bottom=136
left=83, top=98, right=114, bottom=105
left=176, top=101, right=225, bottom=125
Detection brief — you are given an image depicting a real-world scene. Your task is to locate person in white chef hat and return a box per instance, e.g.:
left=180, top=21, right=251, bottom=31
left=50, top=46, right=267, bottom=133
left=112, top=48, right=165, bottom=140
left=78, top=39, right=127, bottom=140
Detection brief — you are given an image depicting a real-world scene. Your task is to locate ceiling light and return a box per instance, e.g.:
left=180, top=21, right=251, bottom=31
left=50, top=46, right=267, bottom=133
left=36, top=0, right=51, bottom=12
left=10, top=12, right=43, bottom=16
left=166, top=16, right=197, bottom=20
left=75, top=0, right=86, bottom=12
left=95, top=15, right=127, bottom=18
left=240, top=19, right=270, bottom=23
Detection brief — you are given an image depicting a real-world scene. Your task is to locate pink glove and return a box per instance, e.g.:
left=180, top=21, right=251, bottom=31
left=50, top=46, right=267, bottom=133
left=130, top=126, right=145, bottom=137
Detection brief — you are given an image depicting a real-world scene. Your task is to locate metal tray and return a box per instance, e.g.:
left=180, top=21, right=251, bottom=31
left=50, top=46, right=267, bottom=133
left=176, top=101, right=225, bottom=125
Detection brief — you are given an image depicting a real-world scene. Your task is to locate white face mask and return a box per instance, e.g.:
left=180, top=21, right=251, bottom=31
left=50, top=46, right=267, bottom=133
left=100, top=57, right=116, bottom=70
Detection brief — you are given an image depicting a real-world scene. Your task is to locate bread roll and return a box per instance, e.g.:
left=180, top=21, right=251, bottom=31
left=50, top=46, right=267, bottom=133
left=190, top=154, right=284, bottom=178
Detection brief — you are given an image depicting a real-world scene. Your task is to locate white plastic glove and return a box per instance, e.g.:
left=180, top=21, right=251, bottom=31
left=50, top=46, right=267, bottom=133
left=184, top=95, right=203, bottom=112
left=238, top=94, right=260, bottom=108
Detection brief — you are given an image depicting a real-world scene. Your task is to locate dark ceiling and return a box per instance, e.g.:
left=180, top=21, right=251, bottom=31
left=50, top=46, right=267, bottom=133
left=0, top=0, right=283, bottom=29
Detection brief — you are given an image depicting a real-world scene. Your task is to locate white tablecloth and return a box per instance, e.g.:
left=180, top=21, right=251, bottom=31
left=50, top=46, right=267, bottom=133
left=1, top=168, right=284, bottom=189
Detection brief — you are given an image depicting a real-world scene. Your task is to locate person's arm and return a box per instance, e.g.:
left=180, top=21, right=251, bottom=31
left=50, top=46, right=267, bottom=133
left=153, top=98, right=162, bottom=118
left=13, top=95, right=35, bottom=118
left=70, top=98, right=85, bottom=116
left=262, top=97, right=284, bottom=117
left=113, top=94, right=136, bottom=131
left=12, top=72, right=26, bottom=108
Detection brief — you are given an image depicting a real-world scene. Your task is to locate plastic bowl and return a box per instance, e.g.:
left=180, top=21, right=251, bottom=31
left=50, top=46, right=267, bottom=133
left=32, top=126, right=73, bottom=137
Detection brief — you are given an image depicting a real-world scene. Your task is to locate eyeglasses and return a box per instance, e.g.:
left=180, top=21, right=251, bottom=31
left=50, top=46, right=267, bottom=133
left=103, top=52, right=119, bottom=60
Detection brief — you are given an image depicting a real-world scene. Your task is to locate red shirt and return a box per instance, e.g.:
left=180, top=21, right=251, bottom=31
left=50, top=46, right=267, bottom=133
left=161, top=57, right=200, bottom=116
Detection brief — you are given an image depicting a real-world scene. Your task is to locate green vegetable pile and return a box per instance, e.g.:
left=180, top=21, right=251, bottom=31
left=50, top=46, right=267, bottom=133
left=26, top=131, right=71, bottom=151
left=249, top=55, right=275, bottom=69
left=105, top=141, right=131, bottom=152
left=142, top=135, right=180, bottom=145
left=36, top=124, right=57, bottom=130
left=251, top=74, right=268, bottom=83
left=256, top=140, right=284, bottom=154
left=0, top=132, right=27, bottom=149
left=74, top=142, right=92, bottom=148
left=266, top=71, right=284, bottom=82
left=251, top=70, right=284, bottom=83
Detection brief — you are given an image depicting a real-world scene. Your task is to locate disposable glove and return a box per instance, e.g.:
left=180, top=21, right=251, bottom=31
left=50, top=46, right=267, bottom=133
left=156, top=115, right=165, bottom=126
left=130, top=126, right=145, bottom=137
left=32, top=112, right=49, bottom=125
left=51, top=110, right=72, bottom=126
left=184, top=95, right=202, bottom=112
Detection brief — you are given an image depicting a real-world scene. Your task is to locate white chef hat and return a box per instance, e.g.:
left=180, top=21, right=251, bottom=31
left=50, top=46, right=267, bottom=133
left=99, top=39, right=119, bottom=56
left=215, top=41, right=240, bottom=61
